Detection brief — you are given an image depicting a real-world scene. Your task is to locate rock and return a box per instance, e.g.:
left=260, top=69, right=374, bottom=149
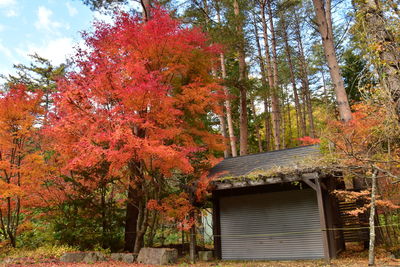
left=83, top=252, right=106, bottom=263
left=198, top=250, right=213, bottom=261
left=137, top=247, right=178, bottom=265
left=60, top=252, right=87, bottom=263
left=110, top=253, right=137, bottom=263
left=60, top=252, right=106, bottom=263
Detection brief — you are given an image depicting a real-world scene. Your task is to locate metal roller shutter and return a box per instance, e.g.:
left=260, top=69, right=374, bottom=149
left=219, top=189, right=324, bottom=260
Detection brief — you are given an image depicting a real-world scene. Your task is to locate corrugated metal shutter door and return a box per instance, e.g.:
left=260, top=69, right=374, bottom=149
left=219, top=189, right=324, bottom=260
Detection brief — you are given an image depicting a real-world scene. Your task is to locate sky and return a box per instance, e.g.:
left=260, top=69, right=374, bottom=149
left=0, top=0, right=139, bottom=81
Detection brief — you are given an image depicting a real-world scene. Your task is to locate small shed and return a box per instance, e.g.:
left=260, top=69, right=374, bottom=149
left=209, top=145, right=345, bottom=261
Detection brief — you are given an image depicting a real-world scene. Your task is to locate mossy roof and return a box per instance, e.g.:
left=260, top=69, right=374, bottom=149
left=209, top=145, right=322, bottom=182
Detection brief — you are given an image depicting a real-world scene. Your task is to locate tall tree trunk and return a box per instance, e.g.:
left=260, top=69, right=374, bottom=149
left=304, top=85, right=315, bottom=138
left=357, top=0, right=400, bottom=118
left=253, top=14, right=270, bottom=151
left=215, top=3, right=237, bottom=157
left=251, top=98, right=263, bottom=153
left=220, top=54, right=238, bottom=157
left=281, top=99, right=286, bottom=149
left=211, top=0, right=237, bottom=158
left=189, top=220, right=197, bottom=263
left=368, top=169, right=378, bottom=266
left=218, top=114, right=230, bottom=158
left=294, top=11, right=316, bottom=137
left=267, top=0, right=283, bottom=148
left=264, top=101, right=272, bottom=151
left=284, top=85, right=293, bottom=147
left=101, top=184, right=107, bottom=248
left=321, top=69, right=329, bottom=109
left=233, top=0, right=248, bottom=155
left=281, top=15, right=306, bottom=138
left=134, top=197, right=149, bottom=254
left=312, top=0, right=352, bottom=122
left=124, top=185, right=139, bottom=252
left=259, top=0, right=281, bottom=150
left=147, top=211, right=159, bottom=247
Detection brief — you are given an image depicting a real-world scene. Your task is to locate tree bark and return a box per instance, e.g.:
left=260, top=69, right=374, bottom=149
left=253, top=14, right=271, bottom=151
left=189, top=222, right=197, bottom=263
left=368, top=169, right=378, bottom=266
left=221, top=55, right=237, bottom=157
left=358, top=0, right=400, bottom=118
left=146, top=211, right=158, bottom=247
left=281, top=14, right=306, bottom=138
left=266, top=0, right=283, bottom=148
left=124, top=185, right=139, bottom=252
left=233, top=0, right=248, bottom=156
left=133, top=197, right=148, bottom=254
left=284, top=85, right=293, bottom=147
left=259, top=0, right=281, bottom=150
left=215, top=3, right=238, bottom=157
left=294, top=11, right=316, bottom=137
left=218, top=114, right=230, bottom=158
left=251, top=97, right=263, bottom=152
left=312, top=0, right=352, bottom=122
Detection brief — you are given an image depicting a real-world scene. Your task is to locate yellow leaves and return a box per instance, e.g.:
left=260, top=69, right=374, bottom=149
left=0, top=160, right=12, bottom=171
left=0, top=180, right=24, bottom=199
left=16, top=221, right=34, bottom=235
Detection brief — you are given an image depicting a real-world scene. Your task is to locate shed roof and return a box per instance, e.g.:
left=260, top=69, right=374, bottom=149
left=210, top=145, right=320, bottom=179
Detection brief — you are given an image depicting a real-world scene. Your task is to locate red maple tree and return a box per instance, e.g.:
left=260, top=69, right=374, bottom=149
left=47, top=8, right=224, bottom=252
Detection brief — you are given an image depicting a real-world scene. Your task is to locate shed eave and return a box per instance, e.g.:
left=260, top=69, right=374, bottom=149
left=212, top=170, right=322, bottom=190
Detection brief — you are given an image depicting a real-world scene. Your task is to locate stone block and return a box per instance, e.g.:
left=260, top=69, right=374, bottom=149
left=137, top=247, right=178, bottom=265
left=83, top=252, right=106, bottom=263
left=60, top=252, right=87, bottom=263
left=60, top=252, right=106, bottom=263
left=110, top=253, right=137, bottom=263
left=198, top=250, right=213, bottom=261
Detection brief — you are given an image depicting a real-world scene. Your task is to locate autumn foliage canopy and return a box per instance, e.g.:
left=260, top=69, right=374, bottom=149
left=0, top=85, right=47, bottom=246
left=46, top=8, right=224, bottom=231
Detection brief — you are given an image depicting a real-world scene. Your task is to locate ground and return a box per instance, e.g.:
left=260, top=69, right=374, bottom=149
left=1, top=244, right=399, bottom=266
left=1, top=258, right=400, bottom=267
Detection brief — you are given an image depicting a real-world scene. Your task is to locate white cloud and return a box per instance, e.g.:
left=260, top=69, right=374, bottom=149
left=0, top=0, right=18, bottom=17
left=0, top=0, right=16, bottom=7
left=66, top=2, right=78, bottom=16
left=0, top=40, right=13, bottom=60
left=35, top=6, right=63, bottom=32
left=5, top=8, right=16, bottom=17
left=0, top=24, right=5, bottom=32
left=17, top=37, right=75, bottom=65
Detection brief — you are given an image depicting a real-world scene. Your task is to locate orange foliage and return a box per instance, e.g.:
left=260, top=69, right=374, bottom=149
left=147, top=193, right=195, bottom=231
left=45, top=8, right=224, bottom=230
left=49, top=9, right=223, bottom=181
left=298, top=136, right=321, bottom=146
left=0, top=84, right=48, bottom=245
left=325, top=103, right=384, bottom=166
left=328, top=103, right=400, bottom=218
